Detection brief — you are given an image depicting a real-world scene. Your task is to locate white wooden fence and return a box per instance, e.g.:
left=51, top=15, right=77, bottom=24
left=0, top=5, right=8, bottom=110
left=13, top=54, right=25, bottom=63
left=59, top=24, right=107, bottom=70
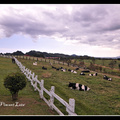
left=13, top=57, right=77, bottom=116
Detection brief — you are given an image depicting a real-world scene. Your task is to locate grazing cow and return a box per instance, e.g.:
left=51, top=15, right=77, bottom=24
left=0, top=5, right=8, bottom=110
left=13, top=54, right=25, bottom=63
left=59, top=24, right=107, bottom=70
left=42, top=66, right=47, bottom=70
left=88, top=73, right=93, bottom=76
left=81, top=70, right=90, bottom=73
left=103, top=75, right=112, bottom=81
left=68, top=82, right=90, bottom=91
left=71, top=70, right=77, bottom=73
left=93, top=73, right=97, bottom=76
left=56, top=68, right=59, bottom=71
left=73, top=71, right=77, bottom=73
left=59, top=67, right=63, bottom=69
left=12, top=58, right=15, bottom=63
left=61, top=69, right=66, bottom=72
left=108, top=78, right=112, bottom=81
left=75, top=68, right=79, bottom=70
left=88, top=73, right=97, bottom=76
left=33, top=62, right=37, bottom=66
left=68, top=69, right=71, bottom=72
left=52, top=66, right=56, bottom=69
left=80, top=72, right=85, bottom=75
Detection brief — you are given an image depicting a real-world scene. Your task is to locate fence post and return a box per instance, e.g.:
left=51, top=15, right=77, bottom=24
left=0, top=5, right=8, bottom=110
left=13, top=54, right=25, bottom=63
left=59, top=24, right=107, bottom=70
left=67, top=98, right=75, bottom=115
left=39, top=79, right=44, bottom=99
left=49, top=86, right=55, bottom=110
left=34, top=75, right=38, bottom=91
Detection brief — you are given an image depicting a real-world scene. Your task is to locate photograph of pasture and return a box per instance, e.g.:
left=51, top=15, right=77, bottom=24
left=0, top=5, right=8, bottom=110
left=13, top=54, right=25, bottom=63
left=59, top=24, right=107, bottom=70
left=0, top=4, right=120, bottom=116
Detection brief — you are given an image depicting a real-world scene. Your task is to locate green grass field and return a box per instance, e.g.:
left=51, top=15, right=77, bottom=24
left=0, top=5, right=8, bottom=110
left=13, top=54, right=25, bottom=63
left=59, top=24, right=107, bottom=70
left=17, top=57, right=120, bottom=115
left=0, top=57, right=57, bottom=115
left=69, top=58, right=120, bottom=77
left=71, top=58, right=120, bottom=69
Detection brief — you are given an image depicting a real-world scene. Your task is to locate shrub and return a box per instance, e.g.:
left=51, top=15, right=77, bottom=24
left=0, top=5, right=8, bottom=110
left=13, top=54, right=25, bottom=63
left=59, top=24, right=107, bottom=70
left=4, top=72, right=27, bottom=100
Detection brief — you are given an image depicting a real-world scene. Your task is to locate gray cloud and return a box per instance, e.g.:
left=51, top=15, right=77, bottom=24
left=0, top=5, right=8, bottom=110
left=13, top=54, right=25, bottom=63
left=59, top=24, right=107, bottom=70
left=73, top=5, right=108, bottom=23
left=0, top=4, right=120, bottom=49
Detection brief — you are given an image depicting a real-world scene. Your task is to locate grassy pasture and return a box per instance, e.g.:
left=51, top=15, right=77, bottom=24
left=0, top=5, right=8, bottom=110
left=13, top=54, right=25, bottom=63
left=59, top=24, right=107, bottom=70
left=18, top=57, right=120, bottom=115
left=70, top=58, right=120, bottom=77
left=0, top=57, right=57, bottom=115
left=73, top=58, right=120, bottom=70
left=62, top=58, right=120, bottom=77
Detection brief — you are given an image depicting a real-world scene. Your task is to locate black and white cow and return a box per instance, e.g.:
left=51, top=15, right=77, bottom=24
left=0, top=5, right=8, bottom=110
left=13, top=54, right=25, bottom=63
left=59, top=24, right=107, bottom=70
left=88, top=73, right=97, bottom=76
left=42, top=66, right=47, bottom=70
left=52, top=66, right=56, bottom=69
left=71, top=70, right=77, bottom=73
left=61, top=68, right=66, bottom=72
left=93, top=72, right=97, bottom=76
left=88, top=73, right=93, bottom=76
left=80, top=72, right=85, bottom=75
left=68, top=69, right=71, bottom=72
left=12, top=58, right=15, bottom=63
left=68, top=82, right=90, bottom=91
left=75, top=67, right=79, bottom=70
left=103, top=75, right=112, bottom=81
left=56, top=68, right=60, bottom=71
left=33, top=62, right=37, bottom=65
left=81, top=70, right=90, bottom=73
left=59, top=67, right=63, bottom=69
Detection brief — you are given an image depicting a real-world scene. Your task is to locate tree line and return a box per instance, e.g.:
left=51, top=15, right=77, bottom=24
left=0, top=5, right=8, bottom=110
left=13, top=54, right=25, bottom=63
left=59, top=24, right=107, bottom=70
left=1, top=50, right=120, bottom=71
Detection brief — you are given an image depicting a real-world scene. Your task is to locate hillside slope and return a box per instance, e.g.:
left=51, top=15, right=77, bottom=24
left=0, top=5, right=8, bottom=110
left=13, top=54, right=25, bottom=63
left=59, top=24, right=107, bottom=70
left=0, top=57, right=57, bottom=115
left=18, top=58, right=120, bottom=115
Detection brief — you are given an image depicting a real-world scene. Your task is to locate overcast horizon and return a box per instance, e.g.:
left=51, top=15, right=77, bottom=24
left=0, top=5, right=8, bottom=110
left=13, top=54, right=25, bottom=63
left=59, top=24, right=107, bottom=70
left=0, top=4, right=120, bottom=57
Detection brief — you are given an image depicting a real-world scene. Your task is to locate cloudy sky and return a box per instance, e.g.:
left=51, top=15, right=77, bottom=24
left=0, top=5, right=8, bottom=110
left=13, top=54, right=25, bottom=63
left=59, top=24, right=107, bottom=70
left=0, top=4, right=120, bottom=57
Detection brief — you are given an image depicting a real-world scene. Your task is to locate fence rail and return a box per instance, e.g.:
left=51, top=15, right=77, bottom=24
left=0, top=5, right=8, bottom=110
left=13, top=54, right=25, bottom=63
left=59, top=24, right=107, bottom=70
left=14, top=55, right=81, bottom=67
left=11, top=56, right=77, bottom=116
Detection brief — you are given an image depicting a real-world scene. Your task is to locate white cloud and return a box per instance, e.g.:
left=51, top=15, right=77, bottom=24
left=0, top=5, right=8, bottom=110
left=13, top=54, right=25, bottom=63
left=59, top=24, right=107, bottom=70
left=0, top=4, right=120, bottom=57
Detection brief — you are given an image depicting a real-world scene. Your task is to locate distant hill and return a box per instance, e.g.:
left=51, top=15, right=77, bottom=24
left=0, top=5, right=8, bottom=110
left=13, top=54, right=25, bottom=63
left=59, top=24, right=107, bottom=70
left=4, top=50, right=24, bottom=56
left=4, top=50, right=71, bottom=58
left=25, top=50, right=44, bottom=57
left=71, top=54, right=77, bottom=57
left=12, top=50, right=24, bottom=55
left=25, top=50, right=70, bottom=58
left=2, top=50, right=120, bottom=60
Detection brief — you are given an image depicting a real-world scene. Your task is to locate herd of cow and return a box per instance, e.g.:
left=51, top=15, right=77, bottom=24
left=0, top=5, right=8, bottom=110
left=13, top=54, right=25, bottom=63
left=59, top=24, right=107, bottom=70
left=12, top=58, right=113, bottom=92
left=32, top=61, right=112, bottom=91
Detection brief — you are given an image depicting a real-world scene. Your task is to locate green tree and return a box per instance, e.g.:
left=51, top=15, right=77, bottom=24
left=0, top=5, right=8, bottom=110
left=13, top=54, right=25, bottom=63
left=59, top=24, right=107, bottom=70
left=4, top=72, right=27, bottom=100
left=108, top=60, right=117, bottom=69
left=66, top=59, right=72, bottom=66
